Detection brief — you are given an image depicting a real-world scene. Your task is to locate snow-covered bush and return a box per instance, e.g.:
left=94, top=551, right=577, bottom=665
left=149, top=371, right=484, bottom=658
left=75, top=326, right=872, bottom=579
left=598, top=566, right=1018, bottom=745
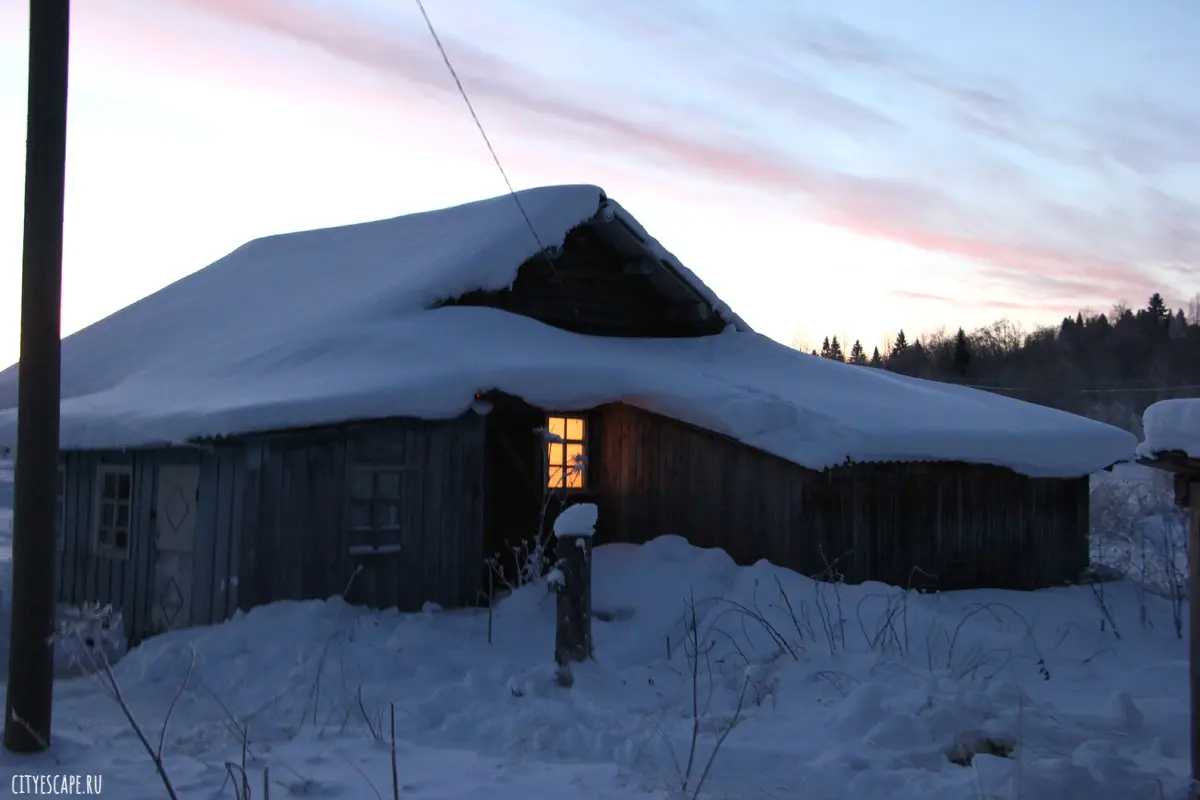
left=51, top=603, right=128, bottom=675
left=1089, top=467, right=1188, bottom=636
left=0, top=566, right=128, bottom=678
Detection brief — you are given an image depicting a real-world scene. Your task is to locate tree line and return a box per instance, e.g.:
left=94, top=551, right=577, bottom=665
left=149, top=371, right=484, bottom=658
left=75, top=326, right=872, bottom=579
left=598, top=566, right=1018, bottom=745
left=800, top=292, right=1200, bottom=435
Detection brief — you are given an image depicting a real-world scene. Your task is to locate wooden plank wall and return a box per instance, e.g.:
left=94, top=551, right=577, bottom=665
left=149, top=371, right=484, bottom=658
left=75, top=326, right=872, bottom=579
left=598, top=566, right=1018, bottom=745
left=57, top=448, right=204, bottom=644
left=446, top=225, right=726, bottom=339
left=237, top=414, right=486, bottom=614
left=55, top=413, right=488, bottom=643
left=192, top=447, right=245, bottom=630
left=594, top=404, right=1090, bottom=591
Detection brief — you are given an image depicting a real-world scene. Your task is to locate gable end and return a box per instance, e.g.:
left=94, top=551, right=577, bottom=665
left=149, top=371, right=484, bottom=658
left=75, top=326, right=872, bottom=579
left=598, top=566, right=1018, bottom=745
left=443, top=219, right=725, bottom=338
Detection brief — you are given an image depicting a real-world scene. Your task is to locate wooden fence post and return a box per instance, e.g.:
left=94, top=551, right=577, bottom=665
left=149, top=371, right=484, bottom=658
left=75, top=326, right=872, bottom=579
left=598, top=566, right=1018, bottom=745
left=552, top=503, right=597, bottom=667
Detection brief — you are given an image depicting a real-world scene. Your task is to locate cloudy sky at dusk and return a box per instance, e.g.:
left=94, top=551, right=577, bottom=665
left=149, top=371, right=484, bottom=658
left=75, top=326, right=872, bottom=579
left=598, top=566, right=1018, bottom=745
left=0, top=0, right=1197, bottom=365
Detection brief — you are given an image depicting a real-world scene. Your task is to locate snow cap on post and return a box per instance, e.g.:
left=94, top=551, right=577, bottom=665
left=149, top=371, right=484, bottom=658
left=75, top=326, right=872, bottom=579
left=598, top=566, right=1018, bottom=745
left=554, top=502, right=597, bottom=538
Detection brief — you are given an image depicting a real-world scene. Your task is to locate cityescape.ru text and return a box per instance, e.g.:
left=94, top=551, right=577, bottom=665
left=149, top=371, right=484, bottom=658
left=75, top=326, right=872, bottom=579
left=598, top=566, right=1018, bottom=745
left=10, top=774, right=103, bottom=795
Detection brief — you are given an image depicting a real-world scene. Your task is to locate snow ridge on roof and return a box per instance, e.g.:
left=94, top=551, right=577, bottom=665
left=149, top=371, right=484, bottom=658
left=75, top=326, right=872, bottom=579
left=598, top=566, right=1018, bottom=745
left=0, top=185, right=1136, bottom=477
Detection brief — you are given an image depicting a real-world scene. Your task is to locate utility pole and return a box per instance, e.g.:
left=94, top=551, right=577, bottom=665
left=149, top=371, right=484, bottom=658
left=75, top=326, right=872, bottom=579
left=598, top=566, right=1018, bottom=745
left=3, top=0, right=70, bottom=754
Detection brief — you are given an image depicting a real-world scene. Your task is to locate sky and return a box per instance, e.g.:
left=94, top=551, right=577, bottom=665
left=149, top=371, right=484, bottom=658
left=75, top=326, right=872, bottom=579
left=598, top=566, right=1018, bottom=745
left=0, top=0, right=1197, bottom=366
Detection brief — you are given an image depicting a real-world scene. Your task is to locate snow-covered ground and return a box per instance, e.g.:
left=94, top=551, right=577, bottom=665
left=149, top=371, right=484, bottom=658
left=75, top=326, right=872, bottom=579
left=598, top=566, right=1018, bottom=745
left=0, top=464, right=1191, bottom=800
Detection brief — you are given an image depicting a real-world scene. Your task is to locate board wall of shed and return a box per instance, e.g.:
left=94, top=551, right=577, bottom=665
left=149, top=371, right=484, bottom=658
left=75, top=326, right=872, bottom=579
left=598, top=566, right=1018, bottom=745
left=593, top=403, right=1089, bottom=590
left=236, top=414, right=486, bottom=613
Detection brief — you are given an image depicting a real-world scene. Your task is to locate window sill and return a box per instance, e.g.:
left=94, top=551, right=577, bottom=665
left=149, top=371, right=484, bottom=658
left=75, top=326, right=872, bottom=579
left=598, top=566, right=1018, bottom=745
left=94, top=547, right=129, bottom=560
left=348, top=544, right=402, bottom=558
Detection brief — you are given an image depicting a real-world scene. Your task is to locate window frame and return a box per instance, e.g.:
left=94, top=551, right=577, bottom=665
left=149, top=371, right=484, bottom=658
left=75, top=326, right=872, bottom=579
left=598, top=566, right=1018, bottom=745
left=93, top=463, right=133, bottom=559
left=546, top=415, right=588, bottom=491
left=347, top=464, right=407, bottom=555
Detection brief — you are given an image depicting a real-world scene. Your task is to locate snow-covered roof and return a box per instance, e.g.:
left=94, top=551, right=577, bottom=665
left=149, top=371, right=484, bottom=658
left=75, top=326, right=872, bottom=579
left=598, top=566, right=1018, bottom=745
left=0, top=184, right=1136, bottom=477
left=1137, top=399, right=1200, bottom=462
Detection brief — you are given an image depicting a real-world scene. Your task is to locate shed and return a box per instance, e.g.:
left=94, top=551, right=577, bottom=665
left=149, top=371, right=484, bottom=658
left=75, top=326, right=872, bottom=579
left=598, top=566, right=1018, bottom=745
left=1135, top=398, right=1200, bottom=790
left=0, top=185, right=1137, bottom=644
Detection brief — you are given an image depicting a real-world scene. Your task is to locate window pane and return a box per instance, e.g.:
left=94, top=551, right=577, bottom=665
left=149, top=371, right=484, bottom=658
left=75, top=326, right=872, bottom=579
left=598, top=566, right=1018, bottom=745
left=349, top=502, right=371, bottom=529
left=565, top=418, right=584, bottom=442
left=547, top=443, right=564, bottom=467
left=118, top=471, right=131, bottom=499
left=116, top=503, right=130, bottom=529
left=103, top=472, right=117, bottom=498
left=376, top=471, right=401, bottom=499
left=373, top=502, right=400, bottom=530
left=547, top=417, right=565, bottom=440
left=114, top=528, right=128, bottom=551
left=102, top=502, right=114, bottom=526
left=566, top=468, right=584, bottom=489
left=566, top=444, right=585, bottom=471
left=351, top=468, right=374, bottom=499
left=547, top=466, right=564, bottom=489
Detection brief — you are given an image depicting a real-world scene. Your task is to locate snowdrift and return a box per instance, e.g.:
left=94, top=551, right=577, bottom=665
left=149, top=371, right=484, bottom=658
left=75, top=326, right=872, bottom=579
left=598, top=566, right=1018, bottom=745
left=8, top=533, right=1186, bottom=799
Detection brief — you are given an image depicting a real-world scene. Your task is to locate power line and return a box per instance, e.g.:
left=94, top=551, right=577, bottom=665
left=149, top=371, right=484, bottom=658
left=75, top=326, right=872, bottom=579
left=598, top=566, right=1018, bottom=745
left=413, top=0, right=575, bottom=310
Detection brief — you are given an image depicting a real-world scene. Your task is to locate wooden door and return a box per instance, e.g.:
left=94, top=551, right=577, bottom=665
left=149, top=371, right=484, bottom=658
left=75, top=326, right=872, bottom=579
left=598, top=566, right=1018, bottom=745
left=151, top=464, right=199, bottom=633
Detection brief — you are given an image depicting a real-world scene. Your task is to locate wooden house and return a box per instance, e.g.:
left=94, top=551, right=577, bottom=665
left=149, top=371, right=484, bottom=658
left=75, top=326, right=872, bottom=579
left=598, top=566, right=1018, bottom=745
left=0, top=185, right=1137, bottom=644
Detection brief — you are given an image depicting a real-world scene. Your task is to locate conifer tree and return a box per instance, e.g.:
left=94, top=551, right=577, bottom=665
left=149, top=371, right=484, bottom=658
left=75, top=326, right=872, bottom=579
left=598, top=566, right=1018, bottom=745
left=1147, top=292, right=1169, bottom=321
left=848, top=339, right=867, bottom=365
left=951, top=327, right=971, bottom=377
left=829, top=336, right=845, bottom=362
left=869, top=347, right=883, bottom=367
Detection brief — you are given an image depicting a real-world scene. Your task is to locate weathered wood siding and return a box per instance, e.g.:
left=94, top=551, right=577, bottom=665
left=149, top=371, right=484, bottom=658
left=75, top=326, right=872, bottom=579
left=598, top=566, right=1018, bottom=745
left=56, top=412, right=486, bottom=643
left=192, top=447, right=246, bottom=629
left=234, top=414, right=486, bottom=613
left=57, top=448, right=205, bottom=644
left=447, top=224, right=724, bottom=338
left=593, top=404, right=1089, bottom=591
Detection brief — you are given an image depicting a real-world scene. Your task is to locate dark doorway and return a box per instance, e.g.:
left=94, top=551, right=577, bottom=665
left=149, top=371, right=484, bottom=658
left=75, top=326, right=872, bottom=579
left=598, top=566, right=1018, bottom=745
left=481, top=396, right=545, bottom=596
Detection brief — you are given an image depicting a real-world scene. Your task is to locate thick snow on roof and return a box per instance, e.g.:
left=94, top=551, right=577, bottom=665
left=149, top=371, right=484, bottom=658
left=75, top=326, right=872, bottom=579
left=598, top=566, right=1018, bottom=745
left=1137, top=399, right=1200, bottom=461
left=0, top=185, right=1135, bottom=477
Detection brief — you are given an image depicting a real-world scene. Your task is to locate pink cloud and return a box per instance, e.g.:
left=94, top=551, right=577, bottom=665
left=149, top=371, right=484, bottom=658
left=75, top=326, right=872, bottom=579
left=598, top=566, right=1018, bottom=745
left=890, top=290, right=1085, bottom=317
left=838, top=216, right=1157, bottom=300
left=100, top=0, right=1186, bottom=309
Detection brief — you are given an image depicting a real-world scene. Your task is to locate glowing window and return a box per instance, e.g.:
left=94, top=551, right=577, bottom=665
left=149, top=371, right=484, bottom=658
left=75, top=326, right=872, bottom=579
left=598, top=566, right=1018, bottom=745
left=546, top=416, right=587, bottom=490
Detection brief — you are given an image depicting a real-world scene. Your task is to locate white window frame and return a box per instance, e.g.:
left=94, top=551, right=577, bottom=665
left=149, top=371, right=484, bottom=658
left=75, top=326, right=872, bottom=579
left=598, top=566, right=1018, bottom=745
left=93, top=464, right=133, bottom=559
